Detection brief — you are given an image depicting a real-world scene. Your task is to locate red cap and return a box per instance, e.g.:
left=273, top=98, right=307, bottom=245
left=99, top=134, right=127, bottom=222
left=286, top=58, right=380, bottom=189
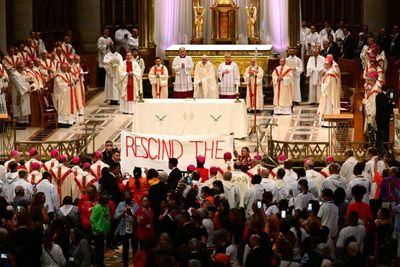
left=223, top=152, right=232, bottom=160
left=59, top=154, right=67, bottom=162
left=31, top=162, right=41, bottom=170
left=29, top=148, right=38, bottom=157
left=50, top=149, right=59, bottom=158
left=278, top=153, right=287, bottom=162
left=254, top=154, right=262, bottom=161
left=196, top=155, right=206, bottom=164
left=187, top=164, right=196, bottom=173
left=94, top=151, right=103, bottom=159
left=82, top=162, right=91, bottom=169
left=325, top=156, right=334, bottom=163
left=210, top=166, right=218, bottom=175
left=9, top=150, right=19, bottom=157
left=71, top=156, right=80, bottom=165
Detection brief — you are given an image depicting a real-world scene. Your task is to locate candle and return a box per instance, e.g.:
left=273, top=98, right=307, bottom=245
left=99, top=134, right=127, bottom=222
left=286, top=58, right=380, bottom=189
left=236, top=83, right=239, bottom=94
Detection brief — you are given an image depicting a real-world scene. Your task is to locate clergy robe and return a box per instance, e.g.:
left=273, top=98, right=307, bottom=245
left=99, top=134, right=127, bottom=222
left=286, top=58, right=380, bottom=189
left=306, top=55, right=325, bottom=104
left=128, top=36, right=139, bottom=51
left=38, top=39, right=46, bottom=55
left=39, top=58, right=54, bottom=82
left=194, top=61, right=218, bottom=99
left=318, top=67, right=341, bottom=125
left=2, top=55, right=19, bottom=74
left=286, top=55, right=303, bottom=103
left=301, top=27, right=311, bottom=59
left=61, top=43, right=75, bottom=58
left=97, top=36, right=113, bottom=68
left=218, top=61, right=240, bottom=98
left=116, top=59, right=142, bottom=114
left=71, top=165, right=83, bottom=177
left=53, top=54, right=66, bottom=73
left=71, top=63, right=86, bottom=114
left=305, top=169, right=325, bottom=196
left=363, top=64, right=384, bottom=128
left=247, top=164, right=269, bottom=177
left=17, top=51, right=29, bottom=64
left=24, top=46, right=37, bottom=60
left=134, top=56, right=145, bottom=96
left=42, top=158, right=59, bottom=173
left=53, top=71, right=77, bottom=124
left=11, top=70, right=31, bottom=123
left=244, top=65, right=264, bottom=110
left=231, top=170, right=250, bottom=208
left=24, top=158, right=42, bottom=173
left=103, top=51, right=123, bottom=101
left=90, top=160, right=109, bottom=180
left=72, top=170, right=98, bottom=200
left=340, top=156, right=358, bottom=183
left=0, top=64, right=9, bottom=114
left=114, top=28, right=132, bottom=52
left=272, top=65, right=293, bottom=115
left=148, top=64, right=169, bottom=99
left=216, top=161, right=233, bottom=180
left=28, top=170, right=42, bottom=185
left=49, top=164, right=74, bottom=203
left=25, top=67, right=44, bottom=91
left=172, top=56, right=194, bottom=98
left=306, top=32, right=322, bottom=55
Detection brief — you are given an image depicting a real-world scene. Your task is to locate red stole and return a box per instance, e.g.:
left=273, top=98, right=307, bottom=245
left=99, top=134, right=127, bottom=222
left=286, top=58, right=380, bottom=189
left=72, top=65, right=86, bottom=106
left=126, top=61, right=135, bottom=101
left=4, top=56, right=17, bottom=68
left=154, top=65, right=164, bottom=98
left=274, top=66, right=291, bottom=105
left=248, top=66, right=258, bottom=108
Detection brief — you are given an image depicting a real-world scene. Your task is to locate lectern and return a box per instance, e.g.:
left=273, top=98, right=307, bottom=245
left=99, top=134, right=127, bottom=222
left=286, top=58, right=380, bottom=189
left=211, top=1, right=239, bottom=44
left=322, top=113, right=354, bottom=156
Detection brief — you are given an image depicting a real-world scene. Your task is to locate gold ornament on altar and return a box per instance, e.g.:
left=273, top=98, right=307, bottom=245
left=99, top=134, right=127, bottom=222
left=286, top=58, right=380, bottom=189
left=215, top=0, right=236, bottom=5
left=193, top=2, right=205, bottom=38
left=245, top=3, right=257, bottom=38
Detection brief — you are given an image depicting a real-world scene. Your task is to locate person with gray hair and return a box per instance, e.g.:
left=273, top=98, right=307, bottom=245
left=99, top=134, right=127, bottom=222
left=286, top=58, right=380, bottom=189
left=340, top=149, right=358, bottom=182
left=320, top=163, right=346, bottom=194
left=12, top=185, right=30, bottom=210
left=172, top=47, right=194, bottom=98
left=194, top=54, right=218, bottom=98
left=12, top=169, right=33, bottom=201
left=221, top=171, right=241, bottom=209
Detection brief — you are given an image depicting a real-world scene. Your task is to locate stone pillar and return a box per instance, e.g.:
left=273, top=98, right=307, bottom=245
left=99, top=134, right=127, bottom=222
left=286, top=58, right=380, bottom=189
left=76, top=0, right=101, bottom=53
left=13, top=0, right=33, bottom=41
left=363, top=0, right=386, bottom=34
left=0, top=0, right=6, bottom=52
left=288, top=0, right=300, bottom=49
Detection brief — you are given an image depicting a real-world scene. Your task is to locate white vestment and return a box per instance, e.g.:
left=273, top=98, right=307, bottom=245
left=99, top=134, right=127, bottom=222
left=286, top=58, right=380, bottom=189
left=116, top=60, right=142, bottom=114
left=286, top=56, right=303, bottom=103
left=244, top=65, right=264, bottom=110
left=340, top=156, right=358, bottom=183
left=148, top=64, right=169, bottom=99
left=10, top=71, right=31, bottom=123
left=231, top=170, right=250, bottom=208
left=318, top=67, right=341, bottom=125
left=244, top=184, right=265, bottom=218
left=90, top=160, right=109, bottom=180
left=25, top=158, right=42, bottom=173
left=305, top=169, right=325, bottom=196
left=97, top=36, right=113, bottom=68
left=71, top=64, right=85, bottom=114
left=306, top=55, right=325, bottom=104
left=53, top=72, right=76, bottom=124
left=306, top=33, right=322, bottom=55
left=194, top=61, right=218, bottom=99
left=2, top=55, right=19, bottom=74
left=72, top=170, right=98, bottom=200
left=272, top=65, right=293, bottom=115
left=103, top=51, right=123, bottom=101
left=0, top=64, right=9, bottom=114
left=335, top=28, right=345, bottom=41
left=172, top=56, right=194, bottom=92
left=61, top=43, right=75, bottom=58
left=42, top=158, right=60, bottom=173
left=128, top=37, right=139, bottom=50
left=115, top=29, right=132, bottom=51
left=49, top=165, right=74, bottom=203
left=218, top=62, right=240, bottom=97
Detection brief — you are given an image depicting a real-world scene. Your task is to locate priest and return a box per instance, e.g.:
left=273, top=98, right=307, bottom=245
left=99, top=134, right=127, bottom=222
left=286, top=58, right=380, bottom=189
left=61, top=36, right=75, bottom=58
left=11, top=62, right=31, bottom=126
left=172, top=47, right=194, bottom=98
left=306, top=48, right=325, bottom=104
left=116, top=52, right=142, bottom=114
left=148, top=57, right=169, bottom=99
left=193, top=55, right=218, bottom=99
left=72, top=55, right=85, bottom=115
left=53, top=63, right=76, bottom=127
left=244, top=58, right=264, bottom=111
left=286, top=48, right=303, bottom=105
left=218, top=53, right=240, bottom=99
left=103, top=45, right=123, bottom=104
left=272, top=58, right=293, bottom=115
left=2, top=46, right=19, bottom=74
left=97, top=28, right=113, bottom=86
left=318, top=56, right=341, bottom=126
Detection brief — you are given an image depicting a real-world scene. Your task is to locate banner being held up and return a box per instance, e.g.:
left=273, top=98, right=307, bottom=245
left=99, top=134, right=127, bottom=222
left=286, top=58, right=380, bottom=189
left=121, top=131, right=234, bottom=174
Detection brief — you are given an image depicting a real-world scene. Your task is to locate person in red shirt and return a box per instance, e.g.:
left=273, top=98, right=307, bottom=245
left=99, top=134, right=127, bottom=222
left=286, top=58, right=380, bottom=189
left=346, top=185, right=373, bottom=232
left=135, top=195, right=155, bottom=244
left=201, top=186, right=215, bottom=206
left=195, top=155, right=209, bottom=182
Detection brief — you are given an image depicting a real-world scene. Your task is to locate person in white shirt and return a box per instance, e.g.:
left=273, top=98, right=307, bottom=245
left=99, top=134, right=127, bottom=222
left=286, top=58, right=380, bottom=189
left=306, top=25, right=322, bottom=56
left=4, top=161, right=20, bottom=202
left=218, top=53, right=240, bottom=99
left=290, top=168, right=318, bottom=199
left=340, top=149, right=358, bottom=183
left=306, top=48, right=325, bottom=105
left=320, top=22, right=336, bottom=43
left=283, top=160, right=298, bottom=185
left=231, top=163, right=250, bottom=207
left=275, top=168, right=291, bottom=200
left=97, top=28, right=113, bottom=86
left=286, top=48, right=303, bottom=105
left=336, top=211, right=366, bottom=252
left=318, top=188, right=339, bottom=238
left=304, top=159, right=324, bottom=197
left=172, top=47, right=194, bottom=98
left=320, top=163, right=347, bottom=194
left=364, top=147, right=385, bottom=179
left=13, top=169, right=33, bottom=201
left=127, top=27, right=139, bottom=51
left=244, top=175, right=265, bottom=219
left=335, top=21, right=345, bottom=41
left=115, top=25, right=132, bottom=53
left=36, top=171, right=60, bottom=218
left=300, top=20, right=311, bottom=60
left=262, top=191, right=280, bottom=218
left=222, top=171, right=241, bottom=209
left=347, top=162, right=371, bottom=203
left=293, top=179, right=315, bottom=212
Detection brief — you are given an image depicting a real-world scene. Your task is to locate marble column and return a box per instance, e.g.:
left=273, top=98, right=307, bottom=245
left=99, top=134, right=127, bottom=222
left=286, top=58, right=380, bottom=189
left=13, top=0, right=33, bottom=41
left=288, top=0, right=300, bottom=49
left=76, top=0, right=101, bottom=53
left=0, top=0, right=6, bottom=52
left=363, top=0, right=386, bottom=34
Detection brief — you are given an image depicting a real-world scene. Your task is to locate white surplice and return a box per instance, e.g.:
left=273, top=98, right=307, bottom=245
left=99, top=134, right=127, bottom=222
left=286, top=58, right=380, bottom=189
left=97, top=36, right=113, bottom=68
left=218, top=62, right=240, bottom=97
left=10, top=71, right=31, bottom=123
left=148, top=64, right=169, bottom=99
left=103, top=51, right=123, bottom=101
left=172, top=56, right=194, bottom=92
left=244, top=65, right=264, bottom=110
left=306, top=55, right=325, bottom=104
left=286, top=55, right=303, bottom=103
left=194, top=61, right=218, bottom=99
left=116, top=60, right=142, bottom=114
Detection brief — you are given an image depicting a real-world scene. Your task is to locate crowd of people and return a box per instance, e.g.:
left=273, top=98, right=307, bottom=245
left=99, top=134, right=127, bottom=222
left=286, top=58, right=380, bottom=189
left=0, top=141, right=400, bottom=267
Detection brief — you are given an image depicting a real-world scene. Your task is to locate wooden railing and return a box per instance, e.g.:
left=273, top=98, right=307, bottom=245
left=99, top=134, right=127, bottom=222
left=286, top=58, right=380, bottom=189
left=0, top=118, right=16, bottom=161
left=15, top=122, right=98, bottom=161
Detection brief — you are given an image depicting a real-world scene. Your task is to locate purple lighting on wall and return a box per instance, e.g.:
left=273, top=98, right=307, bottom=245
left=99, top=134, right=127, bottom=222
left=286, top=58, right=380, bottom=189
left=269, top=0, right=288, bottom=53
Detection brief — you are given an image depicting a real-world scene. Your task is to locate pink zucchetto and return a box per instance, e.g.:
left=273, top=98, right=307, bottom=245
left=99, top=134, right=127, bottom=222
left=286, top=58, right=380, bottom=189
left=94, top=151, right=103, bottom=159
left=59, top=154, right=67, bottom=162
left=31, top=162, right=41, bottom=171
left=223, top=152, right=232, bottom=160
left=278, top=153, right=287, bottom=162
left=50, top=149, right=59, bottom=158
left=82, top=162, right=91, bottom=169
left=254, top=154, right=262, bottom=161
left=196, top=155, right=206, bottom=164
left=187, top=164, right=196, bottom=173
left=209, top=166, right=218, bottom=175
left=29, top=148, right=38, bottom=157
left=10, top=150, right=19, bottom=157
left=71, top=156, right=80, bottom=165
left=325, top=156, right=335, bottom=163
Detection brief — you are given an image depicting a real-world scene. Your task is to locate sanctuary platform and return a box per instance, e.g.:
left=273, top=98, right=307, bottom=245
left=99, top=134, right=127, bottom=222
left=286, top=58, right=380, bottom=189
left=165, top=44, right=273, bottom=73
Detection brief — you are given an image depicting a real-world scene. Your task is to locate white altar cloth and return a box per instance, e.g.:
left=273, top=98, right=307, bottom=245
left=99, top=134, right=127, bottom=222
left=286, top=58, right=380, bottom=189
left=166, top=44, right=273, bottom=52
left=133, top=99, right=248, bottom=138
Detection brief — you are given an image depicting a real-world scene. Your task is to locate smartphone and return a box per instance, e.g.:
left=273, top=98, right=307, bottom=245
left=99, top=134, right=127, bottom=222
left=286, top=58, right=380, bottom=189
left=0, top=254, right=7, bottom=259
left=281, top=210, right=286, bottom=218
left=187, top=177, right=192, bottom=185
left=307, top=203, right=312, bottom=212
left=257, top=201, right=262, bottom=209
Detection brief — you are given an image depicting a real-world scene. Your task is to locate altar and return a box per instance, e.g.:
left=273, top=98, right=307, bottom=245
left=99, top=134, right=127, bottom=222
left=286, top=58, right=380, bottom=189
left=165, top=44, right=273, bottom=73
left=133, top=99, right=249, bottom=138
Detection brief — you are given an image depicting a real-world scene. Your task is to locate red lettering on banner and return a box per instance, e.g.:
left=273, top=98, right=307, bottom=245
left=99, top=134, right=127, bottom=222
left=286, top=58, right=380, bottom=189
left=161, top=140, right=171, bottom=159
left=140, top=137, right=149, bottom=158
left=204, top=141, right=215, bottom=159
left=125, top=136, right=135, bottom=156
left=215, top=140, right=224, bottom=159
left=148, top=138, right=158, bottom=160
left=171, top=140, right=183, bottom=159
left=134, top=137, right=142, bottom=157
left=189, top=141, right=202, bottom=156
